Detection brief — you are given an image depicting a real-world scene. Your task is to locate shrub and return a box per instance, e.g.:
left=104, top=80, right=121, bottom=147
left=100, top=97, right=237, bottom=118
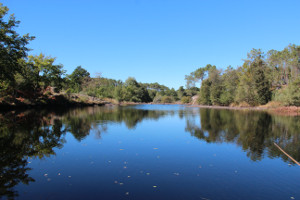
left=273, top=78, right=300, bottom=106
left=153, top=95, right=162, bottom=103
left=161, top=96, right=174, bottom=103
left=181, top=96, right=191, bottom=104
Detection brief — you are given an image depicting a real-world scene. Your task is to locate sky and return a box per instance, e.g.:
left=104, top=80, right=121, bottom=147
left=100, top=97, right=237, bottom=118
left=2, top=0, right=300, bottom=89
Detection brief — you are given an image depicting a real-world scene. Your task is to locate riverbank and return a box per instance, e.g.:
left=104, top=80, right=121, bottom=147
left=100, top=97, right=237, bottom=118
left=0, top=93, right=110, bottom=110
left=187, top=104, right=300, bottom=116
left=118, top=102, right=300, bottom=116
left=1, top=94, right=299, bottom=116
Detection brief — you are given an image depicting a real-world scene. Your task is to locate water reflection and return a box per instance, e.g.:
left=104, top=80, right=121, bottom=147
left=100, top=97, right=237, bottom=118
left=0, top=105, right=299, bottom=199
left=0, top=110, right=67, bottom=199
left=0, top=106, right=170, bottom=199
left=184, top=108, right=300, bottom=163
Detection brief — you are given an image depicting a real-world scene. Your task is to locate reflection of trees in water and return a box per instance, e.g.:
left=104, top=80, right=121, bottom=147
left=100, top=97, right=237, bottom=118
left=0, top=110, right=67, bottom=199
left=185, top=108, right=300, bottom=163
left=0, top=106, right=169, bottom=199
left=62, top=106, right=170, bottom=141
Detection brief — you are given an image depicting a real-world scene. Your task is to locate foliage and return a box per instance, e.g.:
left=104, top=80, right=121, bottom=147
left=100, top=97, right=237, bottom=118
left=187, top=47, right=294, bottom=106
left=274, top=78, right=300, bottom=106
left=198, top=79, right=212, bottom=105
left=161, top=96, right=174, bottom=103
left=181, top=96, right=191, bottom=104
left=185, top=64, right=216, bottom=88
left=0, top=2, right=299, bottom=106
left=0, top=3, right=34, bottom=95
left=67, top=66, right=90, bottom=93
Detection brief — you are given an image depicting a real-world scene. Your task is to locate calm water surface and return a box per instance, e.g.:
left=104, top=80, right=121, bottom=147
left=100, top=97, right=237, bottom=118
left=1, top=105, right=300, bottom=200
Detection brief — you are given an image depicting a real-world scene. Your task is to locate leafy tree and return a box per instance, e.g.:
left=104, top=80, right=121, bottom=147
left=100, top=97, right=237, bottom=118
left=185, top=64, right=216, bottom=88
left=0, top=3, right=34, bottom=95
left=181, top=96, right=191, bottom=104
left=26, top=54, right=65, bottom=92
left=267, top=44, right=300, bottom=86
left=208, top=68, right=223, bottom=105
left=219, top=66, right=239, bottom=106
left=161, top=96, right=174, bottom=103
left=198, top=79, right=211, bottom=105
left=177, top=86, right=186, bottom=99
left=68, top=66, right=90, bottom=93
left=235, top=49, right=271, bottom=105
left=122, top=77, right=151, bottom=102
left=274, top=77, right=300, bottom=106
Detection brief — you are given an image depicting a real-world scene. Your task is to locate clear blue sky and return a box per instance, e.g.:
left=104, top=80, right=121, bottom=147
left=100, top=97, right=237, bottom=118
left=2, top=0, right=300, bottom=89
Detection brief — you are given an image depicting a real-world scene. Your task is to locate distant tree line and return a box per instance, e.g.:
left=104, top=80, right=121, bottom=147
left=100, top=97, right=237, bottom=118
left=185, top=46, right=300, bottom=106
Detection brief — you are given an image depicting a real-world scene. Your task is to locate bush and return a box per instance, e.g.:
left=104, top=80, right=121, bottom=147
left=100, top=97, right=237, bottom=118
left=273, top=78, right=300, bottom=106
left=181, top=96, right=191, bottom=104
left=153, top=95, right=162, bottom=103
left=161, top=96, right=174, bottom=103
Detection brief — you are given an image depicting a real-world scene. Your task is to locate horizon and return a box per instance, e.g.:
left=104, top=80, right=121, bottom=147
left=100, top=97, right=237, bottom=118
left=2, top=0, right=300, bottom=89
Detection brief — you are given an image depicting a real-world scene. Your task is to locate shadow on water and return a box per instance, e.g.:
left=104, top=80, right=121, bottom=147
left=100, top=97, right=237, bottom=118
left=0, top=105, right=299, bottom=199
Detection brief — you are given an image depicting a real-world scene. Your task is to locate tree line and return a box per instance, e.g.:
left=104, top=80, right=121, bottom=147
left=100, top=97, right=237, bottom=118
left=1, top=3, right=299, bottom=106
left=0, top=3, right=198, bottom=105
left=186, top=47, right=300, bottom=106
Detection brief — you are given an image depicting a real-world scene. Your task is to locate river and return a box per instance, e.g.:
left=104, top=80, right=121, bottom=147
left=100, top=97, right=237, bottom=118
left=1, top=105, right=299, bottom=200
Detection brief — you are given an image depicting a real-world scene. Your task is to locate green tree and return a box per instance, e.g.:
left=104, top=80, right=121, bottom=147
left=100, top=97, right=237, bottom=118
left=122, top=77, right=151, bottom=102
left=68, top=66, right=90, bottom=93
left=185, top=64, right=216, bottom=88
left=26, top=54, right=65, bottom=92
left=219, top=66, right=239, bottom=106
left=235, top=49, right=271, bottom=105
left=208, top=68, right=223, bottom=105
left=0, top=3, right=34, bottom=95
left=198, top=79, right=211, bottom=105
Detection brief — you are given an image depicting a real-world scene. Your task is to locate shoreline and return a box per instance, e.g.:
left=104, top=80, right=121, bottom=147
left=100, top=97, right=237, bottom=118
left=188, top=104, right=300, bottom=116
left=1, top=97, right=299, bottom=116
left=0, top=93, right=110, bottom=111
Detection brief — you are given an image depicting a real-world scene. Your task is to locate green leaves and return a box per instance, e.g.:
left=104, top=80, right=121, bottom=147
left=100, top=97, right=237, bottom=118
left=0, top=3, right=34, bottom=93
